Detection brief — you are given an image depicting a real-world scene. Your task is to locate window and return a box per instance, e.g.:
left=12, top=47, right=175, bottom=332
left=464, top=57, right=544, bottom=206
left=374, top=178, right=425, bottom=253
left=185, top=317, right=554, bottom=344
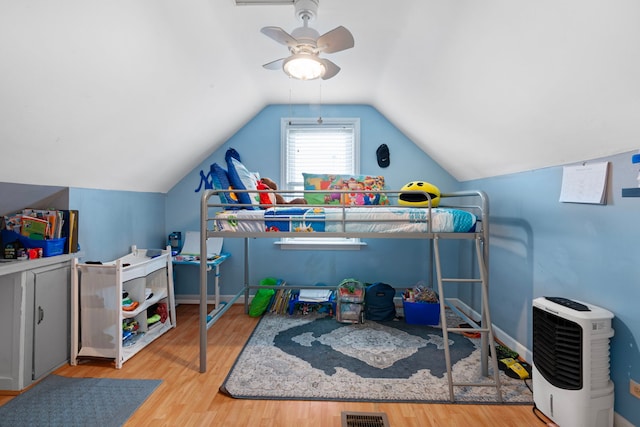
left=278, top=117, right=363, bottom=249
left=282, top=118, right=359, bottom=189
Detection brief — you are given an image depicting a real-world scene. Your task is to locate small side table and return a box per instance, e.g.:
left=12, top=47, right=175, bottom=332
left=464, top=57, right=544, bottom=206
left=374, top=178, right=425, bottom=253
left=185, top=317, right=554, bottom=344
left=172, top=253, right=230, bottom=308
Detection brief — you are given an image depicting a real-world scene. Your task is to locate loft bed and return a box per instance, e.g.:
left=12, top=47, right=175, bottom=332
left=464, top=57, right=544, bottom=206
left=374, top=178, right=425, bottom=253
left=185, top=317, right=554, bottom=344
left=197, top=187, right=503, bottom=402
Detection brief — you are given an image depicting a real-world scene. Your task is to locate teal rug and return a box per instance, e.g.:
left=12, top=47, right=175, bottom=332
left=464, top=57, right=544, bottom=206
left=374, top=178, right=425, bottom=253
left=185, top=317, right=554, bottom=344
left=0, top=375, right=161, bottom=427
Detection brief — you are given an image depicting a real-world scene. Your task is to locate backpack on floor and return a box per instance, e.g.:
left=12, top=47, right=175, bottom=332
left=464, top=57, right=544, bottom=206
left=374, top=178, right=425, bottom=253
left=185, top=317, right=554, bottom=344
left=365, top=282, right=396, bottom=321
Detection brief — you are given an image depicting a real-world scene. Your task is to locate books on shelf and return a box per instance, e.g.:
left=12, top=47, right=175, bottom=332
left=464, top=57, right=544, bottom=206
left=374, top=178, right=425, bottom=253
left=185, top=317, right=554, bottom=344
left=61, top=210, right=79, bottom=253
left=2, top=208, right=79, bottom=254
left=20, top=215, right=50, bottom=240
left=22, top=209, right=63, bottom=239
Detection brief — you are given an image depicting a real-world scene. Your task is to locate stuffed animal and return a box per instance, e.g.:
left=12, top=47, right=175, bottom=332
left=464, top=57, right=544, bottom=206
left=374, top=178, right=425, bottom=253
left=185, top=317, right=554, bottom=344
left=256, top=180, right=276, bottom=206
left=260, top=177, right=307, bottom=205
left=398, top=181, right=441, bottom=207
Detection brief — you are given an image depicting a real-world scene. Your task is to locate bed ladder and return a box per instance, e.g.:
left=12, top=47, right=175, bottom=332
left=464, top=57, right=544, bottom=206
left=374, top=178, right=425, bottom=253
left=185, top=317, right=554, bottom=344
left=433, top=235, right=503, bottom=403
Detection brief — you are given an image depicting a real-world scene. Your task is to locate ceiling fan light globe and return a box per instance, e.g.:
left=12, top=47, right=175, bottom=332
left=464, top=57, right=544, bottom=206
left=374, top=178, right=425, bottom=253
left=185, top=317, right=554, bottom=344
left=283, top=54, right=325, bottom=80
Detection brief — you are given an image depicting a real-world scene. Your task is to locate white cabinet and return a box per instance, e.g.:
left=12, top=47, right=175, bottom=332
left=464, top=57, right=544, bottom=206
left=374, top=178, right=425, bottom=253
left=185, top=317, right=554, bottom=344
left=71, top=246, right=176, bottom=369
left=0, top=258, right=71, bottom=391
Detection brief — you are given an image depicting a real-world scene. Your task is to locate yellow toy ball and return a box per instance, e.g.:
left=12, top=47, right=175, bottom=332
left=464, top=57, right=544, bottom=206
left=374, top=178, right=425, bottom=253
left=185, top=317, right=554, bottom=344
left=399, top=181, right=441, bottom=207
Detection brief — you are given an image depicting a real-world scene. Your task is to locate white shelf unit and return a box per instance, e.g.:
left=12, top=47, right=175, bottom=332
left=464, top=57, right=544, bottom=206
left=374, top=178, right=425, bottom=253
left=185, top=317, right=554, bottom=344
left=71, top=246, right=176, bottom=368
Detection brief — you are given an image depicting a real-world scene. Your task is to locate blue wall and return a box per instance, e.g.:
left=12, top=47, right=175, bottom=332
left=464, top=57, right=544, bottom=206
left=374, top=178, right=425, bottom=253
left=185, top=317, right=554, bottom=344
left=165, top=101, right=639, bottom=422
left=69, top=188, right=166, bottom=262
left=63, top=103, right=639, bottom=424
left=57, top=105, right=640, bottom=425
left=165, top=104, right=463, bottom=297
left=463, top=151, right=640, bottom=426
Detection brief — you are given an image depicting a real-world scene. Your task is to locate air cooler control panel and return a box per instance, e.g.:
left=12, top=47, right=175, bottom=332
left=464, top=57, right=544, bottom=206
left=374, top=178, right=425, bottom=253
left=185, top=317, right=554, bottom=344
left=545, top=296, right=590, bottom=311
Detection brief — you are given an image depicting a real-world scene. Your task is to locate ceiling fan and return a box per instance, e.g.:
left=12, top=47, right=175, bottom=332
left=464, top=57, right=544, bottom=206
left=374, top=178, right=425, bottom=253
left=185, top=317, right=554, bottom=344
left=255, top=0, right=355, bottom=80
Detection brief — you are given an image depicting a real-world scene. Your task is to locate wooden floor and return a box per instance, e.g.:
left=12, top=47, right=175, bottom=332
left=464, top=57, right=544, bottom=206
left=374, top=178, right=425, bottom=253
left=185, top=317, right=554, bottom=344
left=1, top=304, right=547, bottom=427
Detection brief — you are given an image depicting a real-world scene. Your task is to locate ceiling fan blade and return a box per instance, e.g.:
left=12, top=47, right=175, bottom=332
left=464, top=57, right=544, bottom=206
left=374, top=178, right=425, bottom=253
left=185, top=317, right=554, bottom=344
left=260, top=26, right=298, bottom=47
left=263, top=58, right=285, bottom=70
left=320, top=58, right=340, bottom=80
left=317, top=26, right=354, bottom=53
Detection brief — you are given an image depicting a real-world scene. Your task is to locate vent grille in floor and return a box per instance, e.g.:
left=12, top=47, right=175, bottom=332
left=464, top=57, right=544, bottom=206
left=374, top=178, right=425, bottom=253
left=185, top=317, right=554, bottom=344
left=341, top=411, right=390, bottom=427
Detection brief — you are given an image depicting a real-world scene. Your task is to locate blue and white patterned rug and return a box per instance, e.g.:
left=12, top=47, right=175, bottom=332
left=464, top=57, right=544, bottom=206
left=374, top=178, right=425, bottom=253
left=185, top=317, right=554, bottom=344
left=221, top=313, right=533, bottom=403
left=0, top=375, right=161, bottom=427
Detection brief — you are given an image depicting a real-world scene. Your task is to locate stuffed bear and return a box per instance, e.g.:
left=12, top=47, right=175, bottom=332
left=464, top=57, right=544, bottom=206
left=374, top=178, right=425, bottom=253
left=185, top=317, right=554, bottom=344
left=259, top=177, right=307, bottom=205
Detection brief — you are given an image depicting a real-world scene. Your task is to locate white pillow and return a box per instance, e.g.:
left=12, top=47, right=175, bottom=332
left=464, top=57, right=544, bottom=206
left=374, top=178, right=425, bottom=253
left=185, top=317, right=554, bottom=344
left=229, top=157, right=261, bottom=207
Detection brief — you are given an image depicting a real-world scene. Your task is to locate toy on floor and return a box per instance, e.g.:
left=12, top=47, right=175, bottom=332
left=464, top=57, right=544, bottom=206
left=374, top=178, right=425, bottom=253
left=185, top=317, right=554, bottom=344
left=499, top=358, right=532, bottom=380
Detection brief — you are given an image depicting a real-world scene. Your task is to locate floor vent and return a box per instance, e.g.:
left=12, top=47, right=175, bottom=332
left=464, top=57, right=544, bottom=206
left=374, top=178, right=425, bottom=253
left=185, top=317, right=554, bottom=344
left=341, top=411, right=390, bottom=427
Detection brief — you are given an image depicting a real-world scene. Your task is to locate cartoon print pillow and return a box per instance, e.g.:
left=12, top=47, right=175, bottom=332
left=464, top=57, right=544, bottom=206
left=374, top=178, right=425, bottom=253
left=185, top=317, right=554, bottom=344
left=302, top=173, right=389, bottom=206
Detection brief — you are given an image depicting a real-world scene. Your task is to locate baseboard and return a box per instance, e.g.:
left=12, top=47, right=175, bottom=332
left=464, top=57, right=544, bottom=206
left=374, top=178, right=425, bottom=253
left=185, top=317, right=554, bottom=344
left=175, top=294, right=247, bottom=305
left=442, top=298, right=533, bottom=363
left=614, top=413, right=634, bottom=427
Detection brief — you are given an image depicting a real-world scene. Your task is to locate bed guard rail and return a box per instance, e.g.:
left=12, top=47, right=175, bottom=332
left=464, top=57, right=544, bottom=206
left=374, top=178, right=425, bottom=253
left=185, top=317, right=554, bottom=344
left=199, top=188, right=488, bottom=237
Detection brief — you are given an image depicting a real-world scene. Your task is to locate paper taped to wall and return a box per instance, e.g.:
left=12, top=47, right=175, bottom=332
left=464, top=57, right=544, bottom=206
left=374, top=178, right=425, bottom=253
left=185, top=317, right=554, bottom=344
left=559, top=161, right=609, bottom=205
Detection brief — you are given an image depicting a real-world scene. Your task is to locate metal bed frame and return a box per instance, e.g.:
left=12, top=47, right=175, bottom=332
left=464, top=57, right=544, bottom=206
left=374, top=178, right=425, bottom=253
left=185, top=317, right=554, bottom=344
left=197, top=188, right=502, bottom=402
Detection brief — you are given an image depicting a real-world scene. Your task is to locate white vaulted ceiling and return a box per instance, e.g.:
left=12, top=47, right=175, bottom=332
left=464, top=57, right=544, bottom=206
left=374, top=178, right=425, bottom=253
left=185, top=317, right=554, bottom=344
left=1, top=0, right=639, bottom=193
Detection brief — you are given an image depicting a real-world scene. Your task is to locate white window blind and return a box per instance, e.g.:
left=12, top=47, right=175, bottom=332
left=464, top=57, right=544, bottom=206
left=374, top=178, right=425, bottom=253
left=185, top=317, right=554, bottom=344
left=282, top=119, right=359, bottom=190
left=279, top=118, right=363, bottom=249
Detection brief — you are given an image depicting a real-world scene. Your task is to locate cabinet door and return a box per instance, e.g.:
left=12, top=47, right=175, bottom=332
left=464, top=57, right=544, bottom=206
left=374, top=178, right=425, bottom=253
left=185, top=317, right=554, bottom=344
left=32, top=263, right=70, bottom=380
left=0, top=272, right=27, bottom=390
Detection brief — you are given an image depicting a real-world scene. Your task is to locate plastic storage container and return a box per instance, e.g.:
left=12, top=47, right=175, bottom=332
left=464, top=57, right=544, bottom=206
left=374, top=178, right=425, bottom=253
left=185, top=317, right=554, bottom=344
left=1, top=229, right=66, bottom=257
left=403, top=301, right=440, bottom=325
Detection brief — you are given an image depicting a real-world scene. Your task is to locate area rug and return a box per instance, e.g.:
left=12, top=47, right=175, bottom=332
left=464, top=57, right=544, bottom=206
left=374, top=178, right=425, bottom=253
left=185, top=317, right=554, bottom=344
left=221, top=313, right=533, bottom=404
left=0, top=375, right=161, bottom=427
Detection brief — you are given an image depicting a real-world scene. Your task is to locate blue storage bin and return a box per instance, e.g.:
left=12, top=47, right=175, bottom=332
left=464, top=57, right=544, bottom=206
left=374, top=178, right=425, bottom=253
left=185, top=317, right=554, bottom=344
left=403, top=300, right=440, bottom=325
left=1, top=229, right=66, bottom=257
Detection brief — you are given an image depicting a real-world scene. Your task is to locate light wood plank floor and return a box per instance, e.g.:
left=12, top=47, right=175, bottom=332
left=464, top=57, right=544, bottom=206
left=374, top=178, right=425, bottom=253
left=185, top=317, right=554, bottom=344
left=1, top=304, right=548, bottom=426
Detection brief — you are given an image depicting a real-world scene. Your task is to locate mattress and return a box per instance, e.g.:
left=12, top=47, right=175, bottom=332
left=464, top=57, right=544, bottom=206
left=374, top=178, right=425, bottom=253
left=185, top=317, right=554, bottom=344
left=213, top=206, right=476, bottom=233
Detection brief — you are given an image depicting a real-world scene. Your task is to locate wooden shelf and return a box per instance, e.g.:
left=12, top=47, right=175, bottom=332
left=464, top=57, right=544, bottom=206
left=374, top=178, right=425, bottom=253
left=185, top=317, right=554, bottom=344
left=622, top=188, right=640, bottom=197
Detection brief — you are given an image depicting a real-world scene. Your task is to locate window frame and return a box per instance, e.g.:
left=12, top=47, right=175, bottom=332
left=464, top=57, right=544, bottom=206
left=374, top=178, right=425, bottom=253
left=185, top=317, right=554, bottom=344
left=277, top=117, right=364, bottom=250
